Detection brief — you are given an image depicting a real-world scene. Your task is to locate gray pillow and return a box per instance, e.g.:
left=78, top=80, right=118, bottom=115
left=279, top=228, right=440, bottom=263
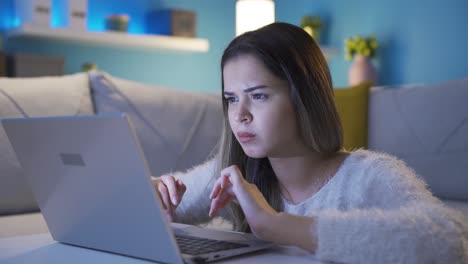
left=0, top=73, right=95, bottom=215
left=88, top=72, right=223, bottom=177
left=368, top=78, right=468, bottom=201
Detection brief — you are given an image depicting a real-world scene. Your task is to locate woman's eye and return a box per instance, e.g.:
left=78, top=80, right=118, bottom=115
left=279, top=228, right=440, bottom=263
left=225, top=97, right=238, bottom=104
left=252, top=93, right=268, bottom=100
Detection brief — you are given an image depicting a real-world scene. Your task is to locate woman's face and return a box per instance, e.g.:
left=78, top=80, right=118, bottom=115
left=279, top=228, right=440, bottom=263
left=223, top=54, right=307, bottom=158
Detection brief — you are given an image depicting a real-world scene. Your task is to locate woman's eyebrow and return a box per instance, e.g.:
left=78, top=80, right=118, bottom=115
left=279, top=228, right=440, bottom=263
left=244, top=85, right=268, bottom=93
left=224, top=85, right=269, bottom=96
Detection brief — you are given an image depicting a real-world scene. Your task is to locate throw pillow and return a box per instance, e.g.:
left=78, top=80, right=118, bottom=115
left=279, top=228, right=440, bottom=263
left=334, top=81, right=372, bottom=150
left=88, top=72, right=223, bottom=178
left=0, top=73, right=94, bottom=215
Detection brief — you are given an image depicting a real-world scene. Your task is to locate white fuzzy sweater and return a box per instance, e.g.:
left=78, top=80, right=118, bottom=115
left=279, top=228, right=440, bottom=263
left=170, top=149, right=468, bottom=263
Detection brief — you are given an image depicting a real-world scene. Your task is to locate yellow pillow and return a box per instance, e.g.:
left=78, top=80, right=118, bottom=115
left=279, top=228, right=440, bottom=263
left=334, top=81, right=372, bottom=150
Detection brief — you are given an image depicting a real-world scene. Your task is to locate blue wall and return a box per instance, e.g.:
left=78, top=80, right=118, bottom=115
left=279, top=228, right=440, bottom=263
left=1, top=0, right=468, bottom=91
left=276, top=0, right=468, bottom=87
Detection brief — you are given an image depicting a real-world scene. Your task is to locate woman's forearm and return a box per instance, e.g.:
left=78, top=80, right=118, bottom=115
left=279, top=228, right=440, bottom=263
left=262, top=212, right=318, bottom=253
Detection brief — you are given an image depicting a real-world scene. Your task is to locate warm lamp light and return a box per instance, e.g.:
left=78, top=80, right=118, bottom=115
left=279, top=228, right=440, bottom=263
left=236, top=0, right=275, bottom=36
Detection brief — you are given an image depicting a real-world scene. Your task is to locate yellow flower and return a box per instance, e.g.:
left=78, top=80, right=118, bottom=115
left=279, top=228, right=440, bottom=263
left=363, top=48, right=371, bottom=56
left=344, top=34, right=379, bottom=60
left=359, top=42, right=366, bottom=50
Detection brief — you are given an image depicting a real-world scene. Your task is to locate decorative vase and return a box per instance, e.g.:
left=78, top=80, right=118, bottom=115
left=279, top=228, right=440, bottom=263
left=348, top=54, right=377, bottom=86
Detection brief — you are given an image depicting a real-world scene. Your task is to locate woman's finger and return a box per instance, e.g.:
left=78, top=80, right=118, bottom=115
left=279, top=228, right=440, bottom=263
left=209, top=188, right=235, bottom=217
left=209, top=177, right=224, bottom=199
left=221, top=174, right=231, bottom=189
left=158, top=183, right=174, bottom=221
left=210, top=174, right=231, bottom=199
left=160, top=176, right=179, bottom=205
left=176, top=179, right=187, bottom=200
left=225, top=166, right=245, bottom=186
left=209, top=184, right=235, bottom=216
left=208, top=165, right=245, bottom=217
left=155, top=182, right=167, bottom=210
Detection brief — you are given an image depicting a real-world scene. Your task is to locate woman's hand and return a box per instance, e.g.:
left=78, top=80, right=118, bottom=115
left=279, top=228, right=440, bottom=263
left=152, top=175, right=186, bottom=222
left=209, top=165, right=278, bottom=239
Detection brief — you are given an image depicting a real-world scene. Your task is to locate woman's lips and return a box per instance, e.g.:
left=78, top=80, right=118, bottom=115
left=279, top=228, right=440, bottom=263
left=237, top=132, right=256, bottom=143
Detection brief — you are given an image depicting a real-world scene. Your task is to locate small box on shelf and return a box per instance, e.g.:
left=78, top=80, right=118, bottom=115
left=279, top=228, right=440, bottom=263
left=146, top=9, right=196, bottom=38
left=14, top=0, right=51, bottom=27
left=54, top=0, right=87, bottom=30
left=105, top=14, right=130, bottom=32
left=68, top=0, right=87, bottom=30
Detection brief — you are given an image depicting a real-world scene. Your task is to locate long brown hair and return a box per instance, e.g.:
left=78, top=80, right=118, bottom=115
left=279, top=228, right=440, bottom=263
left=218, top=22, right=343, bottom=232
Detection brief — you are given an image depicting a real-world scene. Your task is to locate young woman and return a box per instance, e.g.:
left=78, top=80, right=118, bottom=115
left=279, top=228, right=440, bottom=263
left=152, top=22, right=467, bottom=263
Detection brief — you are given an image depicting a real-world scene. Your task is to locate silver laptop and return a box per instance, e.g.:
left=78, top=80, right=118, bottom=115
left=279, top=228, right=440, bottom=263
left=2, top=114, right=273, bottom=264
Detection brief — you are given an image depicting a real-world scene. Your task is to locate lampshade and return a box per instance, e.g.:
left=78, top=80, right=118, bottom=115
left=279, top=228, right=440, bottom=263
left=236, top=0, right=275, bottom=36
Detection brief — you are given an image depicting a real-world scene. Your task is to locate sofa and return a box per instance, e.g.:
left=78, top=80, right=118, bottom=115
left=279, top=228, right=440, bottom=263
left=1, top=71, right=467, bottom=238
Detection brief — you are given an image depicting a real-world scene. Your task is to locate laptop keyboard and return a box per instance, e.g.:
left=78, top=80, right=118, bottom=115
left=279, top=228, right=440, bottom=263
left=175, top=235, right=249, bottom=255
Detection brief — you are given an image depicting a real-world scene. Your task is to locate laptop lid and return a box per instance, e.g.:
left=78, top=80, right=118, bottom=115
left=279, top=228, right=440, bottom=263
left=2, top=114, right=184, bottom=264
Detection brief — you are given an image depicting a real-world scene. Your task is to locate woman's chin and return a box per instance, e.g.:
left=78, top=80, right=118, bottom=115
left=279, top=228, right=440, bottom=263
left=242, top=147, right=268, bottom=159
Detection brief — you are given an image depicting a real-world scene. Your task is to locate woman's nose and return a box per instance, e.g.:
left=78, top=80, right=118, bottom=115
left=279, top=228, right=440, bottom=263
left=234, top=104, right=252, bottom=123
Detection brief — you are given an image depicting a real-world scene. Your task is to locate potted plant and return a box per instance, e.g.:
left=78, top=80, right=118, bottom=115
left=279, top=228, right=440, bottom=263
left=344, top=35, right=379, bottom=85
left=300, top=16, right=323, bottom=43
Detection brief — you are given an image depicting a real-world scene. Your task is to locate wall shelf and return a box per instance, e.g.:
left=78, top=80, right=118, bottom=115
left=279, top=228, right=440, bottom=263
left=6, top=24, right=210, bottom=53
left=5, top=25, right=338, bottom=59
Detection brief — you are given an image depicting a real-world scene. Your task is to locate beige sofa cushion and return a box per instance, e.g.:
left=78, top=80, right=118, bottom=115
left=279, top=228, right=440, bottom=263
left=368, top=78, right=468, bottom=201
left=0, top=73, right=95, bottom=215
left=89, top=72, right=223, bottom=178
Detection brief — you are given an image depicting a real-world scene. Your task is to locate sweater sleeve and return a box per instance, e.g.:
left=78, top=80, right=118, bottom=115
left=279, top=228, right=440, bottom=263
left=310, top=153, right=468, bottom=263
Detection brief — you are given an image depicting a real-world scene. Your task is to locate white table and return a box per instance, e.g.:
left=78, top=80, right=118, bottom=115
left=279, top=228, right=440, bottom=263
left=0, top=233, right=323, bottom=264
